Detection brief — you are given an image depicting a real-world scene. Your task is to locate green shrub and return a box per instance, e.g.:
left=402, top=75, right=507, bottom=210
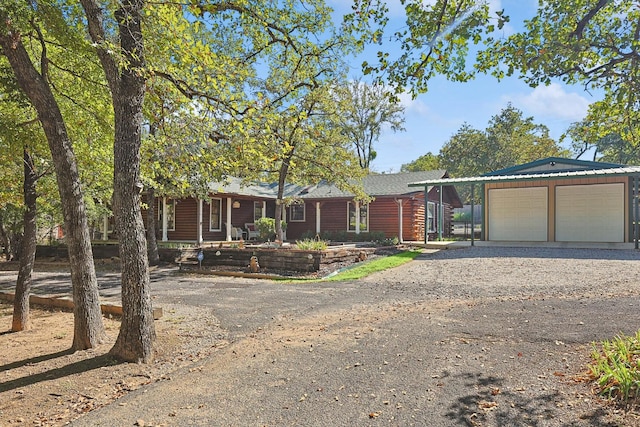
left=295, top=238, right=328, bottom=251
left=255, top=217, right=287, bottom=240
left=589, top=330, right=640, bottom=401
left=453, top=212, right=471, bottom=222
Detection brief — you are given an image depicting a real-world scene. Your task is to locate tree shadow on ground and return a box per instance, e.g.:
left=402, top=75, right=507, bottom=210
left=0, top=348, right=74, bottom=372
left=0, top=353, right=121, bottom=393
left=445, top=372, right=616, bottom=426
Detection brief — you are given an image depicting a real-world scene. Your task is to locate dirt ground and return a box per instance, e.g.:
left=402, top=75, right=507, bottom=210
left=2, top=246, right=640, bottom=426
left=0, top=302, right=226, bottom=426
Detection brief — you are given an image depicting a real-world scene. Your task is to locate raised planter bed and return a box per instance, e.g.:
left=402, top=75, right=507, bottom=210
left=172, top=245, right=379, bottom=273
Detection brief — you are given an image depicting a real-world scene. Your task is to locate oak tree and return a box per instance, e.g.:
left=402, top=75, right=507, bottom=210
left=477, top=0, right=640, bottom=150
left=0, top=3, right=106, bottom=348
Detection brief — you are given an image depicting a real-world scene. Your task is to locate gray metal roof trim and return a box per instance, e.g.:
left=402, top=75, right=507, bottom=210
left=408, top=166, right=640, bottom=187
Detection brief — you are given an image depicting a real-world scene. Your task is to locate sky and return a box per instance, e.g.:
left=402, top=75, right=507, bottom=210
left=328, top=0, right=599, bottom=173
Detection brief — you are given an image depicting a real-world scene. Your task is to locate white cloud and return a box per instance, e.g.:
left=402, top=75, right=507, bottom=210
left=397, top=92, right=430, bottom=116
left=506, top=83, right=591, bottom=122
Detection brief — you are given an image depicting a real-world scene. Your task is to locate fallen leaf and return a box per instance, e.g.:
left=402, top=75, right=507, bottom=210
left=478, top=401, right=498, bottom=411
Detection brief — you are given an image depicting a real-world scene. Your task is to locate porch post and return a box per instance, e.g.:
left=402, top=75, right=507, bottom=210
left=162, top=197, right=168, bottom=242
left=438, top=185, right=443, bottom=241
left=226, top=197, right=232, bottom=241
left=262, top=201, right=266, bottom=218
left=470, top=184, right=475, bottom=247
left=355, top=201, right=360, bottom=234
left=424, top=187, right=428, bottom=244
left=102, top=214, right=109, bottom=241
left=397, top=199, right=404, bottom=243
left=197, top=198, right=203, bottom=245
left=315, top=202, right=321, bottom=234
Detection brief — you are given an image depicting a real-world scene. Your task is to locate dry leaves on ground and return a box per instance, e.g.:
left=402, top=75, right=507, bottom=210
left=0, top=303, right=221, bottom=426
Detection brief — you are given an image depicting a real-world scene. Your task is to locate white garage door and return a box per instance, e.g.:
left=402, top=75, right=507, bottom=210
left=555, top=183, right=624, bottom=242
left=488, top=187, right=548, bottom=241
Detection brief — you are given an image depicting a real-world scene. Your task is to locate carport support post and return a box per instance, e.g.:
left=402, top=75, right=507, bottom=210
left=438, top=185, right=443, bottom=241
left=481, top=184, right=486, bottom=241
left=470, top=184, right=475, bottom=246
left=635, top=175, right=639, bottom=249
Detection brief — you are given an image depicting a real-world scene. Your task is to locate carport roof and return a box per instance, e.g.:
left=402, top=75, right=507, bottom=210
left=408, top=165, right=640, bottom=187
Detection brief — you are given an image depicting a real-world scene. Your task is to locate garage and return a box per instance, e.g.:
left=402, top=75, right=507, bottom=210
left=555, top=183, right=625, bottom=242
left=408, top=157, right=640, bottom=247
left=488, top=187, right=548, bottom=241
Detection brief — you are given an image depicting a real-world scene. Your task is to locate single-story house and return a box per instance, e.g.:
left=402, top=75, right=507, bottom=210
left=138, top=171, right=462, bottom=244
left=408, top=157, right=640, bottom=247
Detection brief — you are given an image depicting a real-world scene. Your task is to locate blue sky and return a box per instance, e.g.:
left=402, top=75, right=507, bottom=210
left=329, top=0, right=598, bottom=173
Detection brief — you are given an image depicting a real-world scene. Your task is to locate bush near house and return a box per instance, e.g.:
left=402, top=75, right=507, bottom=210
left=255, top=217, right=287, bottom=241
left=298, top=230, right=397, bottom=245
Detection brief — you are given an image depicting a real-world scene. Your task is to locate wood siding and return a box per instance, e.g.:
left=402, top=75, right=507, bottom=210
left=144, top=186, right=459, bottom=242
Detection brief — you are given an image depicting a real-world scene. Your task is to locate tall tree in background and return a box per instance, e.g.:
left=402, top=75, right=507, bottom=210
left=565, top=119, right=639, bottom=164
left=337, top=79, right=405, bottom=169
left=0, top=4, right=106, bottom=348
left=438, top=123, right=489, bottom=179
left=477, top=0, right=640, bottom=151
left=437, top=105, right=568, bottom=202
left=401, top=152, right=440, bottom=172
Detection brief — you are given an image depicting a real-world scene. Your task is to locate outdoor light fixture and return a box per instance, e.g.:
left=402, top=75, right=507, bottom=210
left=232, top=200, right=240, bottom=208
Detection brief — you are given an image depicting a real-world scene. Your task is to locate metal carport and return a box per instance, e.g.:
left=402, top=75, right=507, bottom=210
left=408, top=165, right=640, bottom=248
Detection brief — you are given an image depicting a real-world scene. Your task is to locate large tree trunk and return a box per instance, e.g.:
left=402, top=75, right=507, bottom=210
left=0, top=28, right=106, bottom=349
left=12, top=149, right=38, bottom=332
left=99, top=0, right=155, bottom=362
left=146, top=186, right=160, bottom=266
left=275, top=155, right=293, bottom=243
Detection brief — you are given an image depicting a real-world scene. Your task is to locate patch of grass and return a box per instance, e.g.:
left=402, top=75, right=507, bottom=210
left=282, top=250, right=422, bottom=283
left=588, top=330, right=640, bottom=401
left=295, top=238, right=328, bottom=251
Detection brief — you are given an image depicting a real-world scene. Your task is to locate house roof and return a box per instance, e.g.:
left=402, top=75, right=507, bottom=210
left=209, top=171, right=452, bottom=200
left=208, top=177, right=306, bottom=199
left=298, top=170, right=450, bottom=199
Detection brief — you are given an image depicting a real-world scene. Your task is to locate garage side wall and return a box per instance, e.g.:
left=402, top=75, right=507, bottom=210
left=483, top=176, right=630, bottom=243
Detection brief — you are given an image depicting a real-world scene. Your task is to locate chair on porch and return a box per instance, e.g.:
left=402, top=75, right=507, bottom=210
left=245, top=223, right=259, bottom=240
left=225, top=223, right=246, bottom=240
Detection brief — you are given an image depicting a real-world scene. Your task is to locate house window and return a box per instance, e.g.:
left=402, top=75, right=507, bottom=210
left=348, top=202, right=368, bottom=232
left=209, top=198, right=222, bottom=231
left=254, top=201, right=263, bottom=222
left=158, top=198, right=176, bottom=231
left=427, top=202, right=436, bottom=233
left=289, top=204, right=305, bottom=222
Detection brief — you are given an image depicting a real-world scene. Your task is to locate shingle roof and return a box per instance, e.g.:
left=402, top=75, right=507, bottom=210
left=299, top=170, right=449, bottom=199
left=208, top=177, right=306, bottom=198
left=208, top=171, right=450, bottom=200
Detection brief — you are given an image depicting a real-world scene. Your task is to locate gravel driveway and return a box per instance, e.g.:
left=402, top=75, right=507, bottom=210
left=14, top=246, right=640, bottom=426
